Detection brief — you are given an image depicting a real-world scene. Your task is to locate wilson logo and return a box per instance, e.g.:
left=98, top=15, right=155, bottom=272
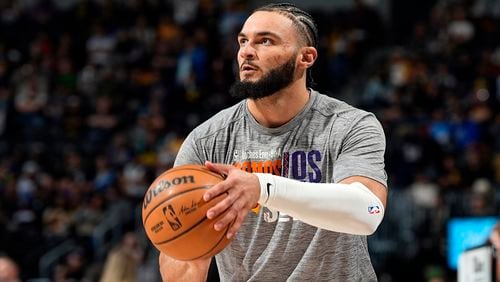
left=143, top=175, right=195, bottom=210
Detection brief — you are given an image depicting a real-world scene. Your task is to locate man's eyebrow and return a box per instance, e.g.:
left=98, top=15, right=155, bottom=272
left=238, top=31, right=281, bottom=38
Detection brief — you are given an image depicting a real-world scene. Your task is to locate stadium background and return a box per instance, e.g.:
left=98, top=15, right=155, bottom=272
left=0, top=0, right=499, bottom=281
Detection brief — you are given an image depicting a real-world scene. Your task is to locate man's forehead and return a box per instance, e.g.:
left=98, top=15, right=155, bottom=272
left=240, top=11, right=295, bottom=37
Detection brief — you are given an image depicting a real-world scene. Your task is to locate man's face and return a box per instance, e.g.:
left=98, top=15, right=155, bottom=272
left=230, top=11, right=300, bottom=99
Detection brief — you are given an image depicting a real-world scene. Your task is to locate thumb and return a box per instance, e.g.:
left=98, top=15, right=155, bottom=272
left=205, top=161, right=233, bottom=177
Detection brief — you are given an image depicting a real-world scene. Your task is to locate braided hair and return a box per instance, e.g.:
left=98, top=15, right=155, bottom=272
left=253, top=3, right=319, bottom=87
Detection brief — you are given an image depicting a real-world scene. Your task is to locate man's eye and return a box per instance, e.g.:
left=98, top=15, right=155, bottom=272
left=262, top=38, right=272, bottom=45
left=239, top=39, right=248, bottom=45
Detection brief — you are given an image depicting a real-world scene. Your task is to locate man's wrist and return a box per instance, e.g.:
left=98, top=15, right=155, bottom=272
left=254, top=173, right=275, bottom=205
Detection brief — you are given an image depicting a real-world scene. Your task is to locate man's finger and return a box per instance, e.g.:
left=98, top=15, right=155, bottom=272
left=204, top=180, right=230, bottom=202
left=213, top=208, right=237, bottom=231
left=205, top=161, right=234, bottom=176
left=227, top=211, right=247, bottom=239
left=206, top=191, right=234, bottom=219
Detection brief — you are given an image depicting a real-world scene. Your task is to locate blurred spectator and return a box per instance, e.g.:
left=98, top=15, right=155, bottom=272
left=53, top=249, right=88, bottom=282
left=424, top=265, right=446, bottom=282
left=172, top=0, right=199, bottom=25
left=100, top=232, right=144, bottom=282
left=72, top=193, right=106, bottom=257
left=447, top=5, right=475, bottom=44
left=129, top=15, right=156, bottom=52
left=77, top=64, right=100, bottom=97
left=12, top=64, right=48, bottom=142
left=92, top=155, right=116, bottom=193
left=86, top=96, right=119, bottom=154
left=120, top=158, right=148, bottom=203
left=218, top=0, right=247, bottom=39
left=15, top=161, right=39, bottom=206
left=468, top=178, right=495, bottom=216
left=106, top=133, right=133, bottom=168
left=86, top=23, right=116, bottom=68
left=42, top=193, right=74, bottom=244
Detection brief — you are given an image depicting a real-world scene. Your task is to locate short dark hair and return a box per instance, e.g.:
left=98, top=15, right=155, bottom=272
left=253, top=3, right=318, bottom=87
left=253, top=3, right=319, bottom=49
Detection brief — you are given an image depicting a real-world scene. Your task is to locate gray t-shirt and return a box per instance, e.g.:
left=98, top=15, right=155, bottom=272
left=175, top=90, right=387, bottom=281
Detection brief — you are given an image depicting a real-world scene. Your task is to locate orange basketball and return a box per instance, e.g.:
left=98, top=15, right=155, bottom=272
left=142, top=164, right=232, bottom=261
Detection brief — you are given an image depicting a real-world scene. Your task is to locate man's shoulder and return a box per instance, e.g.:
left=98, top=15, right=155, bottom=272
left=190, top=100, right=246, bottom=139
left=312, top=90, right=371, bottom=120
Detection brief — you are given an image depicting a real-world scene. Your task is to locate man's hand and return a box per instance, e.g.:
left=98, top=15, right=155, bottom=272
left=204, top=161, right=260, bottom=239
left=158, top=252, right=211, bottom=282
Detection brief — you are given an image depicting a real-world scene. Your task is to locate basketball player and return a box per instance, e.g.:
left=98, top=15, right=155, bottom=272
left=160, top=3, right=387, bottom=281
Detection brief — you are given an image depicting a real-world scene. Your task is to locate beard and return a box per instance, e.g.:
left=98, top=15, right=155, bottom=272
left=230, top=56, right=297, bottom=100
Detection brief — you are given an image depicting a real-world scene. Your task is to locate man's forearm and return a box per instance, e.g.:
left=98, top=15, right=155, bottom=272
left=159, top=253, right=211, bottom=282
left=255, top=173, right=385, bottom=235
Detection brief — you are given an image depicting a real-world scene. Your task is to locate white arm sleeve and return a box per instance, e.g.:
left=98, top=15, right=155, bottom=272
left=255, top=173, right=385, bottom=235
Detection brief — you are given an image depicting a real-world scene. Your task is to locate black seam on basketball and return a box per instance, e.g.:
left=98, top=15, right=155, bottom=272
left=143, top=185, right=211, bottom=224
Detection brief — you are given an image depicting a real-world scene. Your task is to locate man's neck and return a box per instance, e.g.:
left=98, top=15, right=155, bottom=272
left=246, top=83, right=310, bottom=128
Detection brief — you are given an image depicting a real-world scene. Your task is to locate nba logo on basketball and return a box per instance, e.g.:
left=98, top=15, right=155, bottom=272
left=163, top=205, right=182, bottom=231
left=368, top=206, right=381, bottom=214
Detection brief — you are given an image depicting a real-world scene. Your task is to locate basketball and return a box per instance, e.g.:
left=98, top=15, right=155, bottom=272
left=142, top=164, right=232, bottom=261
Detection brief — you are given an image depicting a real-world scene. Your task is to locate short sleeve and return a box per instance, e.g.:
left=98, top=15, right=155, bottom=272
left=174, top=132, right=204, bottom=167
left=333, top=114, right=388, bottom=187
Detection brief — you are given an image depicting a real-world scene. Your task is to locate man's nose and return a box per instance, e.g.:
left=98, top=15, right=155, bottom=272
left=239, top=43, right=256, bottom=59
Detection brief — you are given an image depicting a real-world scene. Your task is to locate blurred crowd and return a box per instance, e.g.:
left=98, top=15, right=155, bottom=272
left=0, top=0, right=499, bottom=281
left=360, top=0, right=500, bottom=281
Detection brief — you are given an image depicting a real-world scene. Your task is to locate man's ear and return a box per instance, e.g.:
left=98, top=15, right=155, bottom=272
left=298, top=47, right=318, bottom=69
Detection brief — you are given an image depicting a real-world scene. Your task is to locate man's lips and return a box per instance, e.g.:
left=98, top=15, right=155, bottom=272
left=240, top=63, right=258, bottom=71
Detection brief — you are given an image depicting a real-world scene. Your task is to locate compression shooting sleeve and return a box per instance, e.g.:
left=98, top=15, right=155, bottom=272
left=255, top=173, right=385, bottom=235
